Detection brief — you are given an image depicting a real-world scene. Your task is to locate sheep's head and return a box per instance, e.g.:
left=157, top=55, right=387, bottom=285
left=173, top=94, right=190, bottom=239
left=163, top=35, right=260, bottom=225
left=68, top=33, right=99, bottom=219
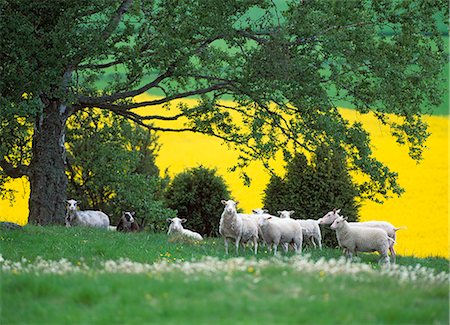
left=330, top=216, right=347, bottom=230
left=122, top=211, right=135, bottom=223
left=277, top=210, right=295, bottom=218
left=257, top=214, right=272, bottom=227
left=167, top=217, right=186, bottom=232
left=65, top=199, right=78, bottom=227
left=221, top=200, right=238, bottom=215
left=252, top=208, right=268, bottom=215
left=66, top=199, right=78, bottom=212
left=317, top=208, right=341, bottom=225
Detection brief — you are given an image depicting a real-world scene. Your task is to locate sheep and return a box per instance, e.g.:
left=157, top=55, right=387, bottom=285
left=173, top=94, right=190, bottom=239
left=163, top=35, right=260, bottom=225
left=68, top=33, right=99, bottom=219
left=117, top=211, right=140, bottom=232
left=278, top=210, right=322, bottom=250
left=167, top=217, right=203, bottom=241
left=219, top=200, right=258, bottom=255
left=318, top=208, right=404, bottom=263
left=330, top=215, right=394, bottom=265
left=257, top=214, right=303, bottom=256
left=65, top=199, right=110, bottom=228
left=251, top=208, right=270, bottom=245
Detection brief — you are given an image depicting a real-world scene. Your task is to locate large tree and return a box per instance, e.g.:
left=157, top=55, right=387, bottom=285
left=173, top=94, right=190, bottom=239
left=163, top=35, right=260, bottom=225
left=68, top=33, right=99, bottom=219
left=0, top=0, right=447, bottom=224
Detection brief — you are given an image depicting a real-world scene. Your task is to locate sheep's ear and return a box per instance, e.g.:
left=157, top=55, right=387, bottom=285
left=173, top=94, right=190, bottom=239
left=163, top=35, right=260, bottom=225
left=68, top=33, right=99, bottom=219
left=289, top=210, right=295, bottom=215
left=263, top=209, right=268, bottom=213
left=336, top=209, right=341, bottom=214
left=131, top=211, right=136, bottom=216
left=252, top=209, right=257, bottom=214
left=277, top=211, right=282, bottom=215
left=166, top=218, right=172, bottom=222
left=221, top=200, right=227, bottom=205
left=181, top=218, right=187, bottom=223
left=344, top=216, right=348, bottom=221
left=235, top=201, right=239, bottom=205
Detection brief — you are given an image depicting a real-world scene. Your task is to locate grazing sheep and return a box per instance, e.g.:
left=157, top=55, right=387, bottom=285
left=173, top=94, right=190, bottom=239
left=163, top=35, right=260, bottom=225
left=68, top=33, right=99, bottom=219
left=318, top=208, right=404, bottom=263
left=219, top=200, right=258, bottom=255
left=257, top=214, right=303, bottom=255
left=278, top=210, right=322, bottom=250
left=117, top=211, right=140, bottom=232
left=330, top=216, right=394, bottom=265
left=167, top=217, right=203, bottom=241
left=65, top=199, right=110, bottom=229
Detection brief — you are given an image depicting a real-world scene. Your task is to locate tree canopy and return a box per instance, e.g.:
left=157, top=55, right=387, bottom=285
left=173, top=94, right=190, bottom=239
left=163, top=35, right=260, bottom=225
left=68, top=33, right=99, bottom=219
left=0, top=0, right=447, bottom=224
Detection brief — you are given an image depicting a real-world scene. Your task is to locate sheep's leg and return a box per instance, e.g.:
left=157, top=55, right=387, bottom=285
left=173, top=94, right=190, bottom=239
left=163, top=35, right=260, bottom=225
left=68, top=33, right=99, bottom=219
left=389, top=245, right=396, bottom=264
left=345, top=249, right=353, bottom=261
left=292, top=242, right=299, bottom=254
left=379, top=251, right=390, bottom=266
left=282, top=242, right=289, bottom=254
left=253, top=237, right=258, bottom=255
left=309, top=236, right=316, bottom=249
left=224, top=237, right=229, bottom=255
left=273, top=243, right=278, bottom=256
left=316, top=235, right=322, bottom=250
left=235, top=235, right=241, bottom=255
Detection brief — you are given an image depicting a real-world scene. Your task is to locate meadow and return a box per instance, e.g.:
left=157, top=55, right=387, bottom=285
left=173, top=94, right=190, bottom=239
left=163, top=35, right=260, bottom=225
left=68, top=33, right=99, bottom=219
left=1, top=226, right=449, bottom=324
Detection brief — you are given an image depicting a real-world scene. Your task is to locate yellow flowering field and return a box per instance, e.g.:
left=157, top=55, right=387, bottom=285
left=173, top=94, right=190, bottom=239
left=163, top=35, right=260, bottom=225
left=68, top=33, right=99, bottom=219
left=0, top=95, right=448, bottom=258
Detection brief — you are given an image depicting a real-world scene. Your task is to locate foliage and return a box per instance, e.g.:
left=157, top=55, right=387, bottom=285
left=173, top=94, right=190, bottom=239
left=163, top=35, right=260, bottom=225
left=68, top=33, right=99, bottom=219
left=263, top=146, right=360, bottom=247
left=164, top=166, right=231, bottom=237
left=0, top=0, right=448, bottom=224
left=65, top=109, right=174, bottom=230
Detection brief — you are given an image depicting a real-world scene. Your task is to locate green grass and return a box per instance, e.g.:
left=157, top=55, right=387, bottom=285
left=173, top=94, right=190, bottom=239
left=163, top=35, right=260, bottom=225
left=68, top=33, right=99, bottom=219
left=1, top=226, right=449, bottom=324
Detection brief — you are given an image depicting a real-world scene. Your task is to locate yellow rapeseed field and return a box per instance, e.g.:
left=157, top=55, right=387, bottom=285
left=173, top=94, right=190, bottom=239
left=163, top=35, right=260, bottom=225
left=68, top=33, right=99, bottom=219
left=1, top=94, right=448, bottom=258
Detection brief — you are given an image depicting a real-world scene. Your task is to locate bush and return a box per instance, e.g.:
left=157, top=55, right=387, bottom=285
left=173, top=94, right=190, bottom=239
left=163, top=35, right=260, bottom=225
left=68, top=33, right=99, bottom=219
left=164, top=166, right=232, bottom=237
left=65, top=110, right=175, bottom=231
left=263, top=145, right=360, bottom=247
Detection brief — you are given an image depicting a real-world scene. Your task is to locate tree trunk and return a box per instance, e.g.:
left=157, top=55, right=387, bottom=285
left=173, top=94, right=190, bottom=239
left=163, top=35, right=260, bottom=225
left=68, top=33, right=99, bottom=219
left=28, top=100, right=69, bottom=225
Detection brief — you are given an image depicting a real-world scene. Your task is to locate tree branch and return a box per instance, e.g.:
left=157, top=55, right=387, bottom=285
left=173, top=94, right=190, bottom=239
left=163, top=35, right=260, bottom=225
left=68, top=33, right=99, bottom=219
left=76, top=67, right=174, bottom=105
left=101, top=0, right=134, bottom=41
left=79, top=82, right=231, bottom=111
left=0, top=159, right=29, bottom=178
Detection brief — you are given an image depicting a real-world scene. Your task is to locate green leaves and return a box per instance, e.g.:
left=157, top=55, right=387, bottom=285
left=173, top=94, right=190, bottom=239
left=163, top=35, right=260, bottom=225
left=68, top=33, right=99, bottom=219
left=65, top=109, right=172, bottom=229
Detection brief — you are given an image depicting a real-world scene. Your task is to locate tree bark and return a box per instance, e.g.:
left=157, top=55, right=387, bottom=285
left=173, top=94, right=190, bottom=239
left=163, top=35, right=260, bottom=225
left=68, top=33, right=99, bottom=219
left=28, top=100, right=68, bottom=225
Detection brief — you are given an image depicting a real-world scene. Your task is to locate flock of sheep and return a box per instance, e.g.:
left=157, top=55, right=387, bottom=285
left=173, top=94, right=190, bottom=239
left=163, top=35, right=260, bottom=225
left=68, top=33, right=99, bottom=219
left=65, top=198, right=405, bottom=265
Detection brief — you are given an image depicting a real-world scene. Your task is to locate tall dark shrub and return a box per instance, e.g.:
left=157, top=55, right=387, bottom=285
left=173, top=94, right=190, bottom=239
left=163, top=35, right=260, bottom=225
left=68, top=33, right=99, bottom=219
left=164, top=166, right=231, bottom=237
left=262, top=146, right=360, bottom=247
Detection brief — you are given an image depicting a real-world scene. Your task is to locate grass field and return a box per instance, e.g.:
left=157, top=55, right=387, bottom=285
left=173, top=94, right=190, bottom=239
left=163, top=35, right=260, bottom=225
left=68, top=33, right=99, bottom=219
left=1, top=226, right=448, bottom=324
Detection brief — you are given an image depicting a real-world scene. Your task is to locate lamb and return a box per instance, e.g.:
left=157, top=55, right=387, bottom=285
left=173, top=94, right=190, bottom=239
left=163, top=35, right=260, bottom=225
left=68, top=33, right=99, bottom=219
left=330, top=215, right=394, bottom=265
left=65, top=199, right=110, bottom=228
left=117, top=211, right=140, bottom=232
left=167, top=217, right=203, bottom=241
left=257, top=214, right=303, bottom=255
left=219, top=200, right=258, bottom=255
left=318, top=208, right=404, bottom=263
left=278, top=210, right=322, bottom=250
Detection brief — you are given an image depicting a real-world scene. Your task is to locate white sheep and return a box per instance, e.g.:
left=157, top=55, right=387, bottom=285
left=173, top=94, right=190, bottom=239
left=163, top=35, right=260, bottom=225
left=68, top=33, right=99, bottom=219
left=278, top=210, right=322, bottom=250
left=219, top=200, right=258, bottom=255
left=65, top=199, right=110, bottom=228
left=167, top=217, right=203, bottom=241
left=330, top=215, right=394, bottom=265
left=318, top=208, right=404, bottom=263
left=257, top=214, right=303, bottom=255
